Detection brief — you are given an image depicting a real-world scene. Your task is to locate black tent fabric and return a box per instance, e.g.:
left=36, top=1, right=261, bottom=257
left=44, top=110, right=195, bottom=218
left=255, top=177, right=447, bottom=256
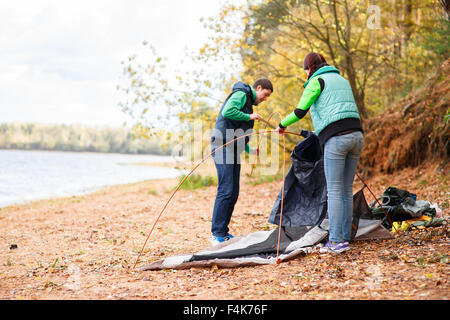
left=268, top=130, right=327, bottom=227
left=350, top=186, right=379, bottom=239
left=140, top=131, right=394, bottom=271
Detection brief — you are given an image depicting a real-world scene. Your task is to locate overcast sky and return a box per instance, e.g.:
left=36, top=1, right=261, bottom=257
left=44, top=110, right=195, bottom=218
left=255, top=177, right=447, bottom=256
left=0, top=0, right=232, bottom=128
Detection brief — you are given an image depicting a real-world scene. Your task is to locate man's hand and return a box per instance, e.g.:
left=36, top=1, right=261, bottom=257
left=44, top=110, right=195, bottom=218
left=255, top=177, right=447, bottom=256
left=250, top=148, right=260, bottom=156
left=249, top=113, right=262, bottom=121
left=275, top=126, right=286, bottom=135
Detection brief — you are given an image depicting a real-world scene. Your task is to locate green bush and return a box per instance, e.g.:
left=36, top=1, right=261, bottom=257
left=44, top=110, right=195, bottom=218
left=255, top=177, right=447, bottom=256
left=178, top=174, right=217, bottom=190
left=247, top=171, right=284, bottom=185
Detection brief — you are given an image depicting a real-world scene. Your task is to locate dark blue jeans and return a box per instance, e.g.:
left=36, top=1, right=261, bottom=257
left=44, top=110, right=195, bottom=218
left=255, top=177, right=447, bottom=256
left=211, top=147, right=241, bottom=237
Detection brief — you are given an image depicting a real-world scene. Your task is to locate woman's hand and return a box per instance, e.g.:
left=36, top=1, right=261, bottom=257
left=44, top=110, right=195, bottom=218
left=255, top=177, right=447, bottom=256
left=275, top=126, right=286, bottom=135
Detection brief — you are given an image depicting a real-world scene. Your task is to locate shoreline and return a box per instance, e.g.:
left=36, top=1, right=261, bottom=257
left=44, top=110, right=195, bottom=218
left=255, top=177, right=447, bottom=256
left=0, top=176, right=181, bottom=211
left=0, top=152, right=193, bottom=210
left=0, top=158, right=217, bottom=211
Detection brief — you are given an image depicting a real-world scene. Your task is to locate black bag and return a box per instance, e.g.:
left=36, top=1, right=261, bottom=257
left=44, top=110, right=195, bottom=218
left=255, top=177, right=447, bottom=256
left=370, top=187, right=421, bottom=228
left=379, top=186, right=417, bottom=207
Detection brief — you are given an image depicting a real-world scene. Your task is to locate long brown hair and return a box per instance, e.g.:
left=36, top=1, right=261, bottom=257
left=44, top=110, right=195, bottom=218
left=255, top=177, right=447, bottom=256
left=303, top=52, right=328, bottom=79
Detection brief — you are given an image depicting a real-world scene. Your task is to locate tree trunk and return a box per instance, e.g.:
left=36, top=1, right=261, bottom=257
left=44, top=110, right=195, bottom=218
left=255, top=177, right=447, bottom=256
left=345, top=54, right=368, bottom=119
left=440, top=0, right=450, bottom=20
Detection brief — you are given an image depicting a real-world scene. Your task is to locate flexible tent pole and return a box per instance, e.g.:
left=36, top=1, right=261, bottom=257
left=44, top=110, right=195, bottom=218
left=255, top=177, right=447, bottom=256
left=275, top=133, right=286, bottom=264
left=132, top=129, right=296, bottom=270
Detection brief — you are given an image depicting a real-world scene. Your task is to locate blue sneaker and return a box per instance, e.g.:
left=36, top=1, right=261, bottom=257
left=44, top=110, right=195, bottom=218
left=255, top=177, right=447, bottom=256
left=210, top=234, right=234, bottom=245
left=319, top=241, right=350, bottom=253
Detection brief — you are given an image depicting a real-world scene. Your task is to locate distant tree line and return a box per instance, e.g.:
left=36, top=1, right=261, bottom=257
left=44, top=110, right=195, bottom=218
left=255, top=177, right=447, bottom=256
left=0, top=122, right=174, bottom=155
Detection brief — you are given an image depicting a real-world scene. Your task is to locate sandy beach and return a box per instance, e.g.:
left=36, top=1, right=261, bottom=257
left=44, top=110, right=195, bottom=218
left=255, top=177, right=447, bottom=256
left=1, top=160, right=448, bottom=300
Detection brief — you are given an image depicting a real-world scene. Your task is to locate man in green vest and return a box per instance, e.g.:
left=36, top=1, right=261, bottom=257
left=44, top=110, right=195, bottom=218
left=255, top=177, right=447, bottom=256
left=210, top=78, right=273, bottom=245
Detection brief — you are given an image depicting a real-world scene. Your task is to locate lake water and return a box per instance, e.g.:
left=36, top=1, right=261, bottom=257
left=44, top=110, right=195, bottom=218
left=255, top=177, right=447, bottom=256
left=0, top=149, right=185, bottom=208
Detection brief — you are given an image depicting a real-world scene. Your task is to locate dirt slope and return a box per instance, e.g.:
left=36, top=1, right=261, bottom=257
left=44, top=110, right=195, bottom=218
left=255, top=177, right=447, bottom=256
left=360, top=58, right=449, bottom=176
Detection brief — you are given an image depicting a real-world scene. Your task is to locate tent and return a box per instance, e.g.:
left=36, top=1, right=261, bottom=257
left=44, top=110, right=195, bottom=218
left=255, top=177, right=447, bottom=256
left=140, top=131, right=393, bottom=271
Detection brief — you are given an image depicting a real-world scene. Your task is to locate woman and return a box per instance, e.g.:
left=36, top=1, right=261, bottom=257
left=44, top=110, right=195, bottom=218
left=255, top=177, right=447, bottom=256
left=276, top=52, right=364, bottom=253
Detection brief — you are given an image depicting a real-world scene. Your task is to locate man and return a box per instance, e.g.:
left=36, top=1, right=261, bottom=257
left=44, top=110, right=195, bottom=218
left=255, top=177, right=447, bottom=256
left=210, top=78, right=273, bottom=245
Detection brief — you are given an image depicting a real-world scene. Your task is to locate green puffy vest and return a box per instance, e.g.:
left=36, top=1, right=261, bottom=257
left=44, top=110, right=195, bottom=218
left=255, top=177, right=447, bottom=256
left=305, top=66, right=360, bottom=136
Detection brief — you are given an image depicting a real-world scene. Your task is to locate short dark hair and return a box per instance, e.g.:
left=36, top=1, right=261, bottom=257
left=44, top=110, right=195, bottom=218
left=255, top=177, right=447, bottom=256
left=253, top=78, right=273, bottom=92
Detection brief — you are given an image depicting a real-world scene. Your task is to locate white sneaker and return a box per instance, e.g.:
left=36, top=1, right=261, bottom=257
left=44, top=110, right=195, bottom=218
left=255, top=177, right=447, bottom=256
left=209, top=234, right=234, bottom=245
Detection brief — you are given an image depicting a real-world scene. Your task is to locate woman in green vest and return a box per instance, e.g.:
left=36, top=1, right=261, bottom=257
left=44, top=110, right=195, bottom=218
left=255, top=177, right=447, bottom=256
left=276, top=52, right=364, bottom=253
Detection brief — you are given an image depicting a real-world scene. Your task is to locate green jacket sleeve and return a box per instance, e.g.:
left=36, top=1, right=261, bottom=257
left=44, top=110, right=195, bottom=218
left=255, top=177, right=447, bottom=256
left=221, top=91, right=251, bottom=122
left=280, top=77, right=322, bottom=128
left=222, top=91, right=252, bottom=153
